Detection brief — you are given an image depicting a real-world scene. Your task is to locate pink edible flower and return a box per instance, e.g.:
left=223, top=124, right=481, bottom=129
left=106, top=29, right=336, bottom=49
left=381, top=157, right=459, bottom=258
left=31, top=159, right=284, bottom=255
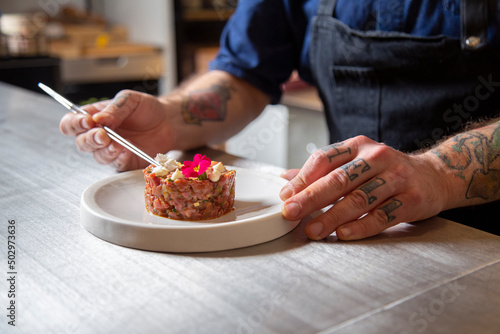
left=182, top=154, right=211, bottom=178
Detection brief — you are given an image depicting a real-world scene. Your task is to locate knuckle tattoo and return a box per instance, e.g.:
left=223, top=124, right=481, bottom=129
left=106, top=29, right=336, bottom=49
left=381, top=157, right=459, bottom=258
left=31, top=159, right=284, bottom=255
left=320, top=142, right=352, bottom=163
left=359, top=177, right=386, bottom=205
left=341, top=158, right=371, bottom=181
left=377, top=198, right=403, bottom=224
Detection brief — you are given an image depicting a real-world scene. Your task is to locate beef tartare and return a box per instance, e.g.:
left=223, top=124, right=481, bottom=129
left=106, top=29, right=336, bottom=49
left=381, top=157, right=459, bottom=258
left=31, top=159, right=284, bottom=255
left=143, top=153, right=235, bottom=220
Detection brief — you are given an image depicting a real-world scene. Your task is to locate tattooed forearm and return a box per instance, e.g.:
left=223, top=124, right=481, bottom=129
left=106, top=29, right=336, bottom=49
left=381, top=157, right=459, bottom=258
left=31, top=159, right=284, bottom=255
left=431, top=120, right=500, bottom=201
left=431, top=135, right=473, bottom=180
left=181, top=80, right=235, bottom=125
left=321, top=142, right=352, bottom=162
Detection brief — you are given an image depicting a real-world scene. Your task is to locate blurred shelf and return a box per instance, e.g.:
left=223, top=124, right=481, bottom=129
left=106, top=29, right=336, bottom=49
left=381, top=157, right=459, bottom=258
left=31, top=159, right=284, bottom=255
left=281, top=87, right=323, bottom=112
left=182, top=9, right=234, bottom=21
left=174, top=1, right=236, bottom=82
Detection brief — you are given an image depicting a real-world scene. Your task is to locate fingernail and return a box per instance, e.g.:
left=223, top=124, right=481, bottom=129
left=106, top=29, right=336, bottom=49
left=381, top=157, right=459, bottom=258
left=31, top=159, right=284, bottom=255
left=283, top=201, right=301, bottom=219
left=338, top=227, right=351, bottom=239
left=307, top=222, right=324, bottom=239
left=280, top=184, right=293, bottom=200
left=94, top=132, right=104, bottom=145
left=107, top=144, right=117, bottom=154
left=80, top=116, right=90, bottom=129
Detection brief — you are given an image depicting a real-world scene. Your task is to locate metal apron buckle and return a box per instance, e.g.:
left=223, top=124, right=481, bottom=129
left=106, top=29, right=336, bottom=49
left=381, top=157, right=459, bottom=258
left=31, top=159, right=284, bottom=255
left=461, top=0, right=489, bottom=50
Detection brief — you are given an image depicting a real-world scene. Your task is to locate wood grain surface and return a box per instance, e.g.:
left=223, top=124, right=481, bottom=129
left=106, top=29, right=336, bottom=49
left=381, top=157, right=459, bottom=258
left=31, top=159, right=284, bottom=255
left=0, top=83, right=499, bottom=334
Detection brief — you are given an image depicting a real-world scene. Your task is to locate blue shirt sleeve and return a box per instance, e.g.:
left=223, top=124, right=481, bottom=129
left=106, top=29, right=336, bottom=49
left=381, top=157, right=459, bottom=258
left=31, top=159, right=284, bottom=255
left=210, top=0, right=500, bottom=105
left=209, top=0, right=297, bottom=104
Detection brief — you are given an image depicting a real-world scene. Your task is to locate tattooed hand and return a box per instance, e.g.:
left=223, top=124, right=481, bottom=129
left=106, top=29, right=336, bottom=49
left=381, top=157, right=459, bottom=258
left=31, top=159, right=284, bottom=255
left=280, top=135, right=450, bottom=241
left=59, top=71, right=269, bottom=171
left=59, top=90, right=173, bottom=171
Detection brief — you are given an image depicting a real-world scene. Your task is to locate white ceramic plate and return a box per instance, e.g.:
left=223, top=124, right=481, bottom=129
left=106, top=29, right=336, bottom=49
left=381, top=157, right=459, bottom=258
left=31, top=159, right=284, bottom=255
left=80, top=167, right=300, bottom=252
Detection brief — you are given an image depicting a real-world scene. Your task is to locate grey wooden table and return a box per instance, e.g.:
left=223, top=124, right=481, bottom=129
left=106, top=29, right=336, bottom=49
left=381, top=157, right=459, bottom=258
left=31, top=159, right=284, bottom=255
left=1, top=82, right=499, bottom=334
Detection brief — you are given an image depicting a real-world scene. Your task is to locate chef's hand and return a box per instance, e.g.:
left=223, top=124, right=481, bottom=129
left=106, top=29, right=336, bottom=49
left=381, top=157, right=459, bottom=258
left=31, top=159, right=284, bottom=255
left=280, top=136, right=449, bottom=240
left=59, top=90, right=173, bottom=171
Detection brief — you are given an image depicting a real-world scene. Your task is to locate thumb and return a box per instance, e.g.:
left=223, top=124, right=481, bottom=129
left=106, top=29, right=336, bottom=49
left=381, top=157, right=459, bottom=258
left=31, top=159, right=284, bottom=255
left=92, top=90, right=142, bottom=129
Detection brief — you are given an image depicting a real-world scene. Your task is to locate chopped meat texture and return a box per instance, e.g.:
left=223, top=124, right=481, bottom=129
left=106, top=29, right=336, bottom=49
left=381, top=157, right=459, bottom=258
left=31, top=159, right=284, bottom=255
left=143, top=164, right=235, bottom=220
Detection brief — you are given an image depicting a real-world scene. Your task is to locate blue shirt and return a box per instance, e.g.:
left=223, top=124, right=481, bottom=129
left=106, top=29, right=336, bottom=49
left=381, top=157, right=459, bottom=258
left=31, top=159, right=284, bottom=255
left=210, top=0, right=499, bottom=103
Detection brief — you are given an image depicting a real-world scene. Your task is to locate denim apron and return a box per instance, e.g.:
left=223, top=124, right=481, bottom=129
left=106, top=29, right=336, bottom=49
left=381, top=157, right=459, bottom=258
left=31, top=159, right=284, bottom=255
left=309, top=0, right=500, bottom=233
left=310, top=0, right=500, bottom=153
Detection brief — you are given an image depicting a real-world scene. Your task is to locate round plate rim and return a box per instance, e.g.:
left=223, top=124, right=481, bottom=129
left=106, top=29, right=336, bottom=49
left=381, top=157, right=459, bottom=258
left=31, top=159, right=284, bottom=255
left=80, top=166, right=300, bottom=252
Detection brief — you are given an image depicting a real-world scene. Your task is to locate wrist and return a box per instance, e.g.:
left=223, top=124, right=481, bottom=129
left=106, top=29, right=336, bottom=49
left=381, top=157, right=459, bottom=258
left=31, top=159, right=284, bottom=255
left=158, top=93, right=211, bottom=151
left=418, top=150, right=458, bottom=212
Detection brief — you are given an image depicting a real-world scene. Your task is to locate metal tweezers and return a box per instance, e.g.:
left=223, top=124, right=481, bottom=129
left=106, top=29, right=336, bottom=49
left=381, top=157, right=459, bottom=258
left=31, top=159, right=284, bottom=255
left=38, top=82, right=159, bottom=167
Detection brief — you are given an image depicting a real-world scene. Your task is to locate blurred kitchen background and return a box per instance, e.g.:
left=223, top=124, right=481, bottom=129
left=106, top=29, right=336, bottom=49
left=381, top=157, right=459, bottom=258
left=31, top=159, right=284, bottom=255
left=0, top=0, right=327, bottom=169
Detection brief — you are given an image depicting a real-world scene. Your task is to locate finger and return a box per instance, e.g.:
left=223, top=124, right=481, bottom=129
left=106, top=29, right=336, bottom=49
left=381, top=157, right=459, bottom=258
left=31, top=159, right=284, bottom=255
left=80, top=100, right=111, bottom=115
left=92, top=90, right=142, bottom=129
left=92, top=142, right=124, bottom=165
left=281, top=156, right=379, bottom=220
left=280, top=169, right=300, bottom=181
left=303, top=174, right=403, bottom=239
left=74, top=127, right=111, bottom=153
left=336, top=196, right=407, bottom=240
left=304, top=196, right=405, bottom=241
left=280, top=137, right=376, bottom=200
left=280, top=141, right=355, bottom=200
left=60, top=113, right=95, bottom=136
left=108, top=150, right=134, bottom=172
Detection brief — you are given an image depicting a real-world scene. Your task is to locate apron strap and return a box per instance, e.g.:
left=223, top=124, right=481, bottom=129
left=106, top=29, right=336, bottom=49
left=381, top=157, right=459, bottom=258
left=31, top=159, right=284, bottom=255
left=461, top=0, right=488, bottom=50
left=317, top=0, right=338, bottom=17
